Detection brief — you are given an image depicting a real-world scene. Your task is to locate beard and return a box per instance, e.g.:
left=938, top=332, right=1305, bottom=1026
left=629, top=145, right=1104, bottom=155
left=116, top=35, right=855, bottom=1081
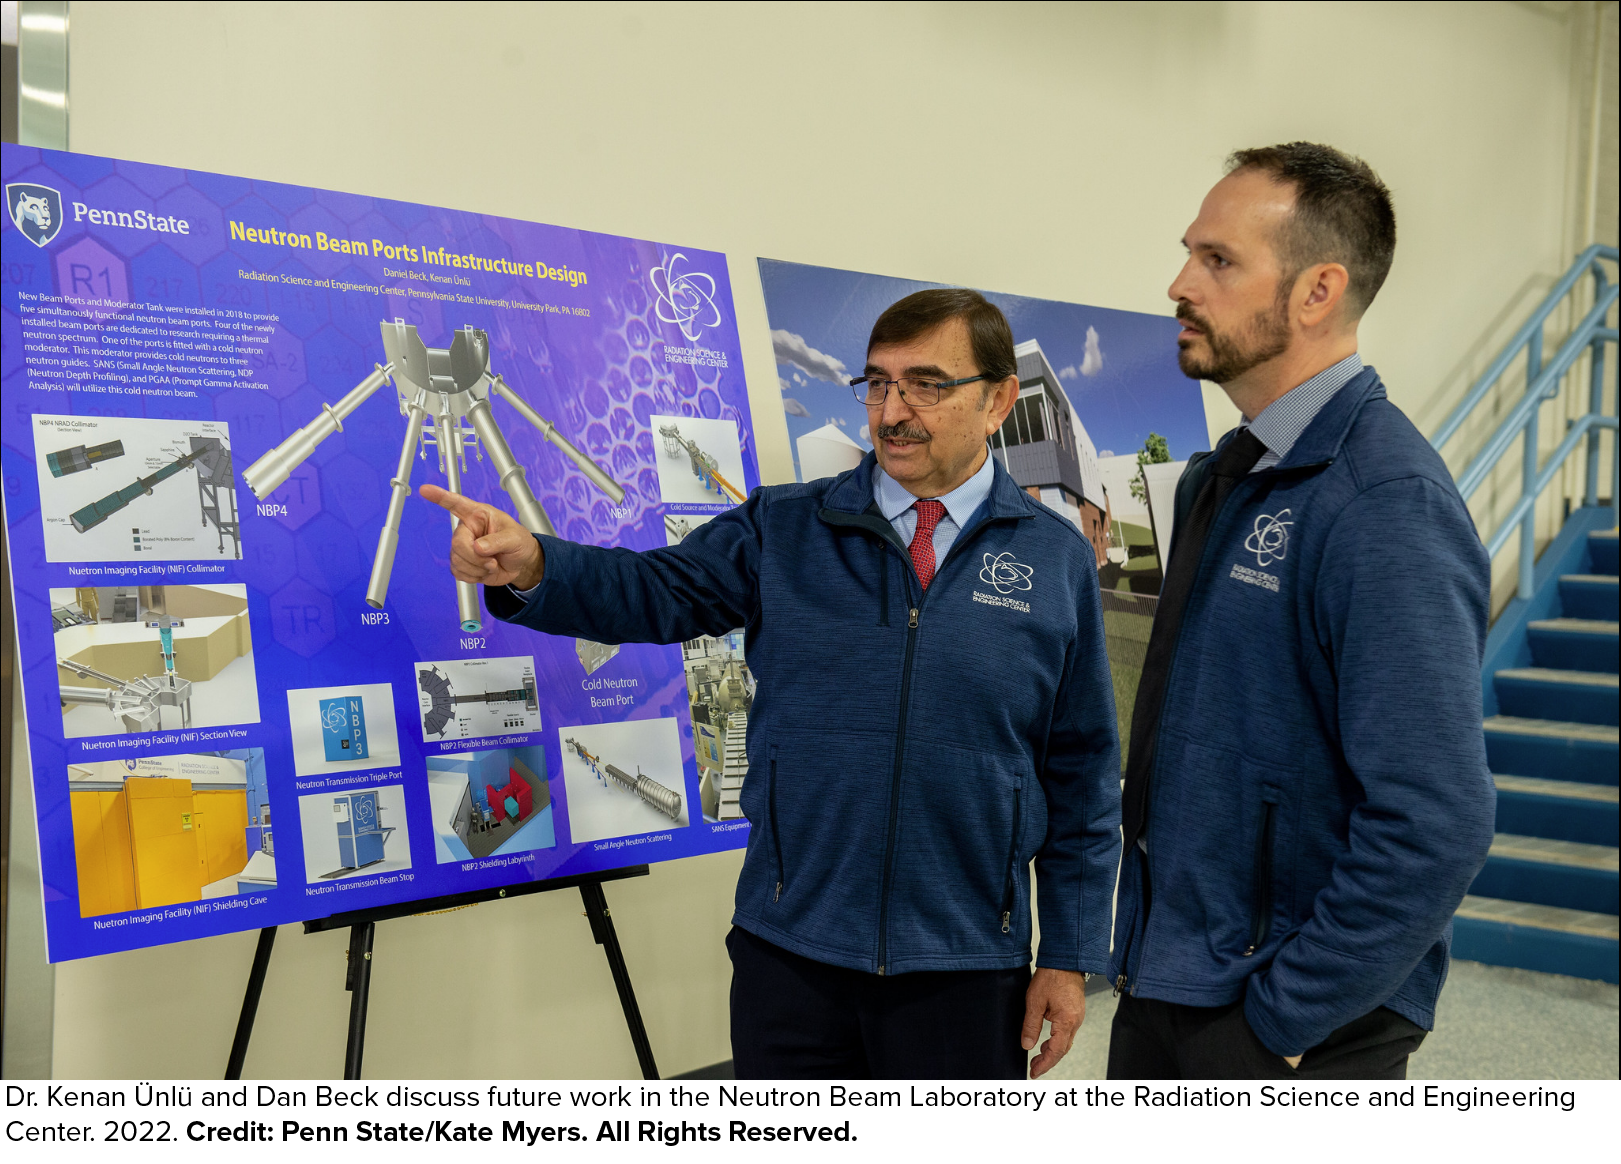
left=1175, top=297, right=1290, bottom=384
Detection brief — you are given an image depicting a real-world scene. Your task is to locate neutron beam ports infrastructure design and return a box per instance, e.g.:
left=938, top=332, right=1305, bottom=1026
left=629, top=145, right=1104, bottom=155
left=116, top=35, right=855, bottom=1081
left=659, top=422, right=745, bottom=503
left=58, top=436, right=241, bottom=558
left=565, top=736, right=683, bottom=821
left=417, top=664, right=539, bottom=738
left=241, top=319, right=626, bottom=633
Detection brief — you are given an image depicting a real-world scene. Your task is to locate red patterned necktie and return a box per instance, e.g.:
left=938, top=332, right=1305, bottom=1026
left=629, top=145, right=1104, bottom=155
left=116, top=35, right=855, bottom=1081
left=909, top=499, right=946, bottom=589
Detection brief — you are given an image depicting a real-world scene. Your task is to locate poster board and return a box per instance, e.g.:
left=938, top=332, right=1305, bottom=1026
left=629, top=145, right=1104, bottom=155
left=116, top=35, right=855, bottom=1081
left=758, top=258, right=1210, bottom=764
left=3, top=144, right=758, bottom=960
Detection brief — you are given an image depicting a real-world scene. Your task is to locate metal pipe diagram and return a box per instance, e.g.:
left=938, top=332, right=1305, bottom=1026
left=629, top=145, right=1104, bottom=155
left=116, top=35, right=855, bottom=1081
left=57, top=655, right=193, bottom=734
left=48, top=439, right=124, bottom=477
left=241, top=320, right=626, bottom=631
left=659, top=422, right=745, bottom=503
left=564, top=737, right=683, bottom=821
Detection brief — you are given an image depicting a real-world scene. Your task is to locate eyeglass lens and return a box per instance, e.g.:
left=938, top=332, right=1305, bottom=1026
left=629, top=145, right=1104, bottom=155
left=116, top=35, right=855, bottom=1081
left=854, top=378, right=941, bottom=406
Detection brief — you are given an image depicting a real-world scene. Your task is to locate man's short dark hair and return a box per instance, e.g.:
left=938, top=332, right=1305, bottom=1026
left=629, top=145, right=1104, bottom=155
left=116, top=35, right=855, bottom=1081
left=867, top=288, right=1017, bottom=387
left=1226, top=142, right=1397, bottom=318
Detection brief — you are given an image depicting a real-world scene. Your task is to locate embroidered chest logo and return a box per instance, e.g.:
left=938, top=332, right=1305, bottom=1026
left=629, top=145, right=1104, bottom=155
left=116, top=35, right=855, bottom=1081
left=980, top=551, right=1034, bottom=594
left=1245, top=509, right=1293, bottom=567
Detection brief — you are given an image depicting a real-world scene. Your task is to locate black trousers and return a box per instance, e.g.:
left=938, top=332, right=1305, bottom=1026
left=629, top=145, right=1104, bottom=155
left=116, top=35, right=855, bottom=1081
left=727, top=926, right=1030, bottom=1079
left=1107, top=992, right=1426, bottom=1080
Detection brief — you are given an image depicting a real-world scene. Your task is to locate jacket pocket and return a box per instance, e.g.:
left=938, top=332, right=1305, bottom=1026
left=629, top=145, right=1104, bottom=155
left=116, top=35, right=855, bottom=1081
left=1000, top=778, right=1024, bottom=933
left=1245, top=792, right=1278, bottom=955
left=768, top=745, right=784, bottom=902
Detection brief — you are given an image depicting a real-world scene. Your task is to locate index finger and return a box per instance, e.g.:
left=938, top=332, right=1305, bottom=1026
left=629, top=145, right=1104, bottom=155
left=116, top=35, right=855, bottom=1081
left=419, top=483, right=484, bottom=521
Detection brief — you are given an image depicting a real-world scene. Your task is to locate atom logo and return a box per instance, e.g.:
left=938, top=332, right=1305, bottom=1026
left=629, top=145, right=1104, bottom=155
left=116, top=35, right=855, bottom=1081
left=1245, top=509, right=1293, bottom=567
left=650, top=252, right=723, bottom=342
left=980, top=551, right=1035, bottom=594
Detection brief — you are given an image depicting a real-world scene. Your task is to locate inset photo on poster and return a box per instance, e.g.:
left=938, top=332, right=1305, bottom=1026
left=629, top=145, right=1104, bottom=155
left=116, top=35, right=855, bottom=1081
left=425, top=746, right=555, bottom=863
left=296, top=785, right=411, bottom=883
left=415, top=656, right=539, bottom=741
left=32, top=414, right=242, bottom=563
left=67, top=750, right=274, bottom=918
left=662, top=512, right=717, bottom=546
left=285, top=683, right=401, bottom=777
left=558, top=718, right=689, bottom=844
left=652, top=415, right=747, bottom=507
left=51, top=584, right=261, bottom=738
left=683, top=630, right=751, bottom=823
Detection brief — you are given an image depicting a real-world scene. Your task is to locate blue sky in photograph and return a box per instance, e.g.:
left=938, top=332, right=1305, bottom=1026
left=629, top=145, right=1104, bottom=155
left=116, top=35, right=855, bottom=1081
left=759, top=259, right=1209, bottom=481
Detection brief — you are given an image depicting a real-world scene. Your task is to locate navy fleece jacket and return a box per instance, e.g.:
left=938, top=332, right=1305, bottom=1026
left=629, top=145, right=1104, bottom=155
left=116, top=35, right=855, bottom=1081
left=488, top=453, right=1122, bottom=975
left=1107, top=368, right=1495, bottom=1057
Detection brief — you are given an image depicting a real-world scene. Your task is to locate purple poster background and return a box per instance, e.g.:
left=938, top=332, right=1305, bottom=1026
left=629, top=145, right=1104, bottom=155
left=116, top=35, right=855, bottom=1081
left=2, top=144, right=757, bottom=960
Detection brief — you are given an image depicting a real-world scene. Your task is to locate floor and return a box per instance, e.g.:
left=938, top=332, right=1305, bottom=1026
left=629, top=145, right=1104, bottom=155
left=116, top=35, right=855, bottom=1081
left=1043, top=960, right=1619, bottom=1080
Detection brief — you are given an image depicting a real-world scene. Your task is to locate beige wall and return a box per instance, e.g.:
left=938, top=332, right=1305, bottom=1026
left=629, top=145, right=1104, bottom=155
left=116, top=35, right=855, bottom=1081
left=44, top=1, right=1613, bottom=1078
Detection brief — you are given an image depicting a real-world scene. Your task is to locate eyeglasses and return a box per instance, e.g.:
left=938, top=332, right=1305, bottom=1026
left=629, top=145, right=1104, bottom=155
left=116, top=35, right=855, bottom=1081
left=849, top=374, right=989, bottom=407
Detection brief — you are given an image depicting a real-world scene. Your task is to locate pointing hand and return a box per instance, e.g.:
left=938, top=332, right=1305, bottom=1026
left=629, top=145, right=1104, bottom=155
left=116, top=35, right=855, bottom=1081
left=419, top=484, right=545, bottom=589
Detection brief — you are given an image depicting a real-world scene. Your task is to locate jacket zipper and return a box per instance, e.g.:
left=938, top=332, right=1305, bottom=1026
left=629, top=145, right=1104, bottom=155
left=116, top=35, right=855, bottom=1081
left=1112, top=477, right=1262, bottom=998
left=768, top=752, right=784, bottom=902
left=818, top=504, right=1013, bottom=977
left=875, top=601, right=921, bottom=974
left=1000, top=781, right=1023, bottom=933
left=1245, top=800, right=1277, bottom=955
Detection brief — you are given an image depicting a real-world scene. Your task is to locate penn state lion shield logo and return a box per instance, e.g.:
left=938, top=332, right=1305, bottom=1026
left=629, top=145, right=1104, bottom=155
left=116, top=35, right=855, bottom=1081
left=7, top=182, right=65, bottom=247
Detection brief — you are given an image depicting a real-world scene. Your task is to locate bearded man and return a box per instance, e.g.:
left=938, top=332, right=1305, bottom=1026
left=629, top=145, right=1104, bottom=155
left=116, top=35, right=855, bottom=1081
left=1105, top=143, right=1495, bottom=1079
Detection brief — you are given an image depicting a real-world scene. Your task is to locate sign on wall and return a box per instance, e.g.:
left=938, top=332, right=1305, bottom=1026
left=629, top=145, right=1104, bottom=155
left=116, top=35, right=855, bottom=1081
left=3, top=144, right=759, bottom=960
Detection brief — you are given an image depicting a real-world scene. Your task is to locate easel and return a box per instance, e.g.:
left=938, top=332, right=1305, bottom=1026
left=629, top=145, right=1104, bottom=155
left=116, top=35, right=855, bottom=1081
left=224, top=865, right=658, bottom=1080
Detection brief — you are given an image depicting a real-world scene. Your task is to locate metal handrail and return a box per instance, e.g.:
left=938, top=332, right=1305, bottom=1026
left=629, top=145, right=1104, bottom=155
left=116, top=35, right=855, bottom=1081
left=1431, top=245, right=1619, bottom=600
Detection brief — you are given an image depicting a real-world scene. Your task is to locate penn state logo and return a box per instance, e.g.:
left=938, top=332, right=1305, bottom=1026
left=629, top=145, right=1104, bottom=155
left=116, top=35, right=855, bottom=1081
left=7, top=182, right=65, bottom=248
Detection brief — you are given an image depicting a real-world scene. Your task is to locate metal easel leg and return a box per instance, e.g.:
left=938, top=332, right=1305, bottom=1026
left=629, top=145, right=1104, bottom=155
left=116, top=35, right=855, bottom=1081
left=580, top=880, right=659, bottom=1080
left=225, top=926, right=277, bottom=1080
left=343, top=922, right=376, bottom=1080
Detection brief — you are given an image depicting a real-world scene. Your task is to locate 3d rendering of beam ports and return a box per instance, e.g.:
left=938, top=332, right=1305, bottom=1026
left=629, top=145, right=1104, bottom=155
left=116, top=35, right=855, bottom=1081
left=47, top=440, right=125, bottom=477
left=565, top=737, right=683, bottom=821
left=658, top=423, right=745, bottom=504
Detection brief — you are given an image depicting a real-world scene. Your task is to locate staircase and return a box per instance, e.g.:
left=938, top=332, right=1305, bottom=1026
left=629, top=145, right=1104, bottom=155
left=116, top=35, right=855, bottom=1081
left=1453, top=518, right=1619, bottom=982
left=1429, top=245, right=1618, bottom=984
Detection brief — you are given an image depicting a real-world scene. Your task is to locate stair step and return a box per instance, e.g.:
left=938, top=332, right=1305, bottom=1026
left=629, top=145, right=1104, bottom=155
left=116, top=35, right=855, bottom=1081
left=1559, top=574, right=1620, bottom=621
left=1483, top=715, right=1619, bottom=785
left=1452, top=894, right=1619, bottom=983
left=1468, top=832, right=1619, bottom=915
left=1589, top=529, right=1619, bottom=576
left=1528, top=617, right=1619, bottom=673
left=1494, top=773, right=1621, bottom=845
left=1493, top=667, right=1619, bottom=726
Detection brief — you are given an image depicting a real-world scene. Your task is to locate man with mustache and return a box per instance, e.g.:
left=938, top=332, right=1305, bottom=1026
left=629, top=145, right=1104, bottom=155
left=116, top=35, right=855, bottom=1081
left=424, top=288, right=1121, bottom=1079
left=1106, top=143, right=1494, bottom=1078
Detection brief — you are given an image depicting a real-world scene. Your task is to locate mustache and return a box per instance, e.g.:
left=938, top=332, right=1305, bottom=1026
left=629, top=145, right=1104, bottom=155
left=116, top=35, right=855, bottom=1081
left=1174, top=301, right=1209, bottom=332
left=875, top=422, right=930, bottom=442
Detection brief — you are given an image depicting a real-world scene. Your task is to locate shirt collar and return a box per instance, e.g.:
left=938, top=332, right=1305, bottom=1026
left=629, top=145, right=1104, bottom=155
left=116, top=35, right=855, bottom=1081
left=1242, top=352, right=1363, bottom=463
left=873, top=446, right=997, bottom=529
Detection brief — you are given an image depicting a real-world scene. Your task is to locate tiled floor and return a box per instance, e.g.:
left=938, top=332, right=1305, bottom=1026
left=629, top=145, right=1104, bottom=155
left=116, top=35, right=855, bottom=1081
left=1042, top=960, right=1619, bottom=1080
